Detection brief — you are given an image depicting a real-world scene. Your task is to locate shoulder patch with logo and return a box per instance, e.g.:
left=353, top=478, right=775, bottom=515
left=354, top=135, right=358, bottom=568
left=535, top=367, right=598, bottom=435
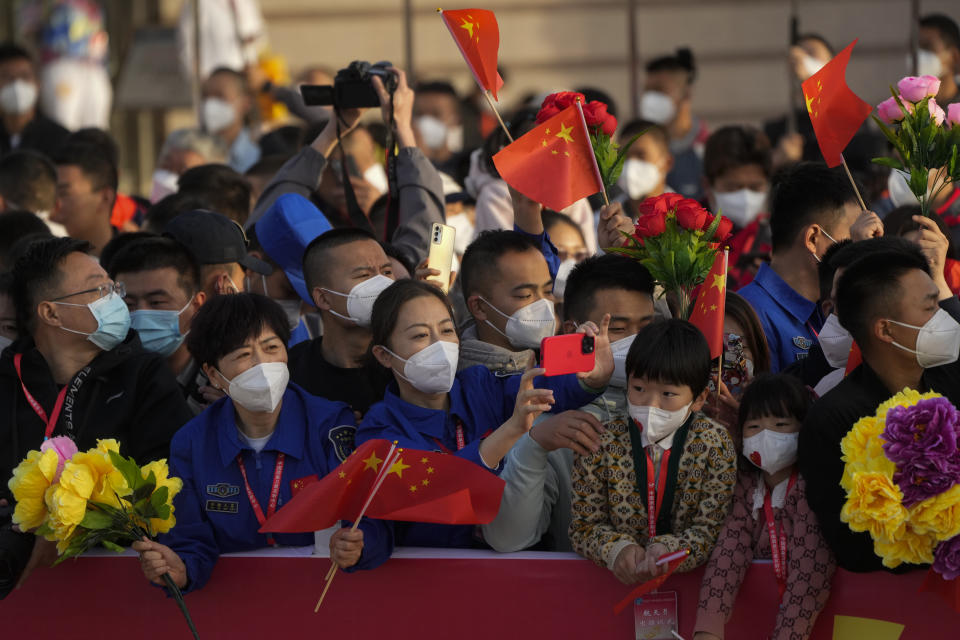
left=792, top=336, right=812, bottom=351
left=328, top=425, right=357, bottom=462
left=206, top=483, right=240, bottom=498
left=205, top=500, right=239, bottom=514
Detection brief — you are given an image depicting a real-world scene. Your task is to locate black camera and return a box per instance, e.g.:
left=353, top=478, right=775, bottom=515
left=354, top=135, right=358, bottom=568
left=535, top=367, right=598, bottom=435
left=301, top=60, right=398, bottom=110
left=581, top=335, right=595, bottom=354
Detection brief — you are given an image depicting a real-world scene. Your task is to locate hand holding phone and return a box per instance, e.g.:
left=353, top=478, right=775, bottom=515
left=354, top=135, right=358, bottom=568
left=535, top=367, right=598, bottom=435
left=426, top=223, right=456, bottom=294
left=540, top=334, right=596, bottom=377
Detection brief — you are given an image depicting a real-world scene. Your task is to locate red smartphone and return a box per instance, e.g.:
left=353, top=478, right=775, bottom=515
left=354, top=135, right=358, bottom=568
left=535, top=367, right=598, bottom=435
left=540, top=334, right=596, bottom=376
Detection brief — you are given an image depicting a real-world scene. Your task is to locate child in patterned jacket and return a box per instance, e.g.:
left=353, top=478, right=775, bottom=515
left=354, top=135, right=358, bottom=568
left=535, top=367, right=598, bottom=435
left=569, top=319, right=737, bottom=584
left=694, top=373, right=835, bottom=640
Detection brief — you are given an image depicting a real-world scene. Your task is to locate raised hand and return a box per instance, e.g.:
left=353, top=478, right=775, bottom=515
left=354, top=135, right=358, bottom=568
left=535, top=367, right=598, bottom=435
left=529, top=409, right=604, bottom=456
left=577, top=314, right=614, bottom=390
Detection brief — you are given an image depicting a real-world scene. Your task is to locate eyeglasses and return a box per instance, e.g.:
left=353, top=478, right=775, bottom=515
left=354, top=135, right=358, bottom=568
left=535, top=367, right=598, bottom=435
left=50, top=281, right=126, bottom=302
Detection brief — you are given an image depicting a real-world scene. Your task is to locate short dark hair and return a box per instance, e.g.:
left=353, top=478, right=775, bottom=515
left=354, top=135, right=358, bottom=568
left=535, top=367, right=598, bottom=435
left=208, top=66, right=252, bottom=95
left=646, top=48, right=696, bottom=83
left=460, top=230, right=542, bottom=298
left=704, top=126, right=772, bottom=183
left=66, top=128, right=119, bottom=168
left=562, top=254, right=654, bottom=322
left=11, top=236, right=92, bottom=334
left=0, top=43, right=32, bottom=66
left=143, top=192, right=211, bottom=234
left=618, top=119, right=669, bottom=152
left=99, top=231, right=157, bottom=273
left=836, top=245, right=929, bottom=347
left=769, top=162, right=858, bottom=252
left=52, top=142, right=118, bottom=193
left=370, top=279, right=456, bottom=352
left=541, top=210, right=585, bottom=245
left=0, top=150, right=57, bottom=213
left=725, top=291, right=771, bottom=375
left=797, top=33, right=835, bottom=56
left=302, top=227, right=380, bottom=294
left=415, top=81, right=458, bottom=99
left=186, top=293, right=290, bottom=368
left=738, top=373, right=812, bottom=426
left=818, top=238, right=852, bottom=302
left=108, top=237, right=201, bottom=298
left=176, top=164, right=252, bottom=226
left=257, top=127, right=303, bottom=158
left=624, top=319, right=711, bottom=396
left=0, top=210, right=51, bottom=269
left=883, top=205, right=955, bottom=257
left=380, top=241, right=415, bottom=278
left=822, top=236, right=920, bottom=305
left=921, top=13, right=960, bottom=51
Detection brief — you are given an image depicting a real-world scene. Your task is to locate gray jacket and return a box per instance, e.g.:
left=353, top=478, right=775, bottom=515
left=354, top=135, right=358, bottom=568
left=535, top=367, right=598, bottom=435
left=247, top=144, right=445, bottom=268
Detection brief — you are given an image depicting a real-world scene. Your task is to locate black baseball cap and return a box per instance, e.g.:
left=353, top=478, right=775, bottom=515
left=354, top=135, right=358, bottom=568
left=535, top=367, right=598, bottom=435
left=164, top=210, right=272, bottom=275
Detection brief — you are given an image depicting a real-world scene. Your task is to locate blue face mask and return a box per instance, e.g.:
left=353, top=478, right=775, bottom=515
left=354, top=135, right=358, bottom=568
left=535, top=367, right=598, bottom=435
left=55, top=292, right=131, bottom=351
left=130, top=299, right=192, bottom=357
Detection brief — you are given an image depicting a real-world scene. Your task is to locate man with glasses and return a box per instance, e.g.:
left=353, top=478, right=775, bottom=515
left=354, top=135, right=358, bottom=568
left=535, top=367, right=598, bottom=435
left=0, top=237, right=192, bottom=593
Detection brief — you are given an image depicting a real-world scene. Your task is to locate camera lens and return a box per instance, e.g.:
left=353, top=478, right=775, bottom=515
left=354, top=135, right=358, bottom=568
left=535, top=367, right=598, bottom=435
left=582, top=336, right=595, bottom=354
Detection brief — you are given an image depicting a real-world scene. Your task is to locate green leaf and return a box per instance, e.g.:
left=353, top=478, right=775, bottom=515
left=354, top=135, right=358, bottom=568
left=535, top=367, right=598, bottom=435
left=871, top=156, right=904, bottom=170
left=101, top=539, right=125, bottom=553
left=150, top=485, right=169, bottom=515
left=109, top=449, right=144, bottom=492
left=80, top=509, right=114, bottom=530
left=35, top=523, right=54, bottom=537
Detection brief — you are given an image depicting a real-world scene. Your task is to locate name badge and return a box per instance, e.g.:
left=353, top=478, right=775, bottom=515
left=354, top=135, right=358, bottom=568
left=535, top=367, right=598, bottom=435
left=792, top=336, right=812, bottom=350
left=207, top=483, right=240, bottom=498
left=205, top=500, right=239, bottom=514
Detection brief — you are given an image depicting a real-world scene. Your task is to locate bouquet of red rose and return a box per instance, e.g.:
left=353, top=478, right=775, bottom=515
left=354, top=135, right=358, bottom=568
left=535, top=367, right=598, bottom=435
left=536, top=91, right=641, bottom=189
left=608, top=193, right=732, bottom=319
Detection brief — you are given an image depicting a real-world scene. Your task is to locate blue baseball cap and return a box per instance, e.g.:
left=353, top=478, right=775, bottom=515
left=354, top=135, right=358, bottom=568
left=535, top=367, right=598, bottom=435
left=256, top=193, right=332, bottom=305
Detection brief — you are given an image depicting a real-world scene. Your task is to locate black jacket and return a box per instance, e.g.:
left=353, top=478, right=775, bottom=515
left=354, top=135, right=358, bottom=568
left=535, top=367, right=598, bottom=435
left=0, top=113, right=69, bottom=158
left=0, top=331, right=193, bottom=497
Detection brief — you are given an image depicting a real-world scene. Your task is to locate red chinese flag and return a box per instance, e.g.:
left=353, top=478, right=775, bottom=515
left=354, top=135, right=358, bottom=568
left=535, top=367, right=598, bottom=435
left=689, top=249, right=729, bottom=359
left=260, top=440, right=505, bottom=533
left=845, top=341, right=863, bottom=375
left=493, top=103, right=604, bottom=212
left=440, top=9, right=502, bottom=100
left=613, top=551, right=689, bottom=615
left=801, top=39, right=872, bottom=168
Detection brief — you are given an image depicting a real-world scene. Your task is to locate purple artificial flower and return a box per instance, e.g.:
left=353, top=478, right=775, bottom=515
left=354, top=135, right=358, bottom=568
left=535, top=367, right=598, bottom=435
left=894, top=456, right=960, bottom=507
left=933, top=535, right=960, bottom=581
left=882, top=397, right=960, bottom=467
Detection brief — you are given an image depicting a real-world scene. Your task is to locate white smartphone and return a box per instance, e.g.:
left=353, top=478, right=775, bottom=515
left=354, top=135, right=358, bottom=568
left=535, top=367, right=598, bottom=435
left=427, top=223, right=456, bottom=294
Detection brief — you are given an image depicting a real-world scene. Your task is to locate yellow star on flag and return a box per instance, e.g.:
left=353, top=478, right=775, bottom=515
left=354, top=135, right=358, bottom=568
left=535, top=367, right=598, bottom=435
left=421, top=457, right=429, bottom=464
left=555, top=123, right=574, bottom=143
left=409, top=484, right=417, bottom=492
left=426, top=466, right=434, bottom=474
left=422, top=479, right=430, bottom=486
left=459, top=18, right=474, bottom=39
left=710, top=304, right=718, bottom=311
left=711, top=273, right=726, bottom=291
left=388, top=457, right=411, bottom=478
left=362, top=451, right=383, bottom=472
left=338, top=471, right=346, bottom=479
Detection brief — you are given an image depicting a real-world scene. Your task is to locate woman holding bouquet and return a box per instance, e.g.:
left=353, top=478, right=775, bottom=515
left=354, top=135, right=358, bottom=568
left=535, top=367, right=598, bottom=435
left=133, top=294, right=392, bottom=592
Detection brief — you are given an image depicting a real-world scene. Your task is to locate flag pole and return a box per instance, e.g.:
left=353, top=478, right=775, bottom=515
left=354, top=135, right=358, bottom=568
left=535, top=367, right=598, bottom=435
left=483, top=89, right=514, bottom=142
left=839, top=153, right=867, bottom=211
left=715, top=247, right=728, bottom=407
left=574, top=99, right=610, bottom=206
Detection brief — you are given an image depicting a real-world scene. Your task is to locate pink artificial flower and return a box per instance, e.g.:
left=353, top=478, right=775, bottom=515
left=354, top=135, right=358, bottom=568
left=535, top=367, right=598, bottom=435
left=897, top=75, right=941, bottom=103
left=929, top=98, right=946, bottom=126
left=876, top=96, right=908, bottom=124
left=40, top=436, right=79, bottom=482
left=947, top=103, right=960, bottom=128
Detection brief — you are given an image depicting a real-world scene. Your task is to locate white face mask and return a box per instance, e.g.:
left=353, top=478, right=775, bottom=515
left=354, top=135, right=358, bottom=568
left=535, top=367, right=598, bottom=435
left=363, top=162, right=389, bottom=195
left=416, top=115, right=448, bottom=150
left=609, top=334, right=636, bottom=388
left=888, top=308, right=960, bottom=369
left=322, top=274, right=393, bottom=328
left=446, top=213, right=474, bottom=256
left=0, top=79, right=37, bottom=115
left=446, top=124, right=465, bottom=153
left=819, top=313, right=853, bottom=369
left=202, top=97, right=237, bottom=134
left=887, top=170, right=921, bottom=207
left=618, top=158, right=662, bottom=201
left=552, top=259, right=578, bottom=300
left=640, top=91, right=676, bottom=125
left=218, top=362, right=289, bottom=413
left=713, top=188, right=766, bottom=228
left=800, top=54, right=826, bottom=81
left=383, top=340, right=459, bottom=394
left=0, top=335, right=12, bottom=352
left=481, top=297, right=557, bottom=350
left=743, top=429, right=799, bottom=475
left=912, top=49, right=944, bottom=79
left=150, top=169, right=180, bottom=203
left=628, top=400, right=692, bottom=448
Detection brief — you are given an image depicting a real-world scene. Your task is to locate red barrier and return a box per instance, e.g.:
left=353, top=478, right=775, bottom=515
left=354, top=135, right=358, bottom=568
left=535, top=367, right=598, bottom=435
left=2, top=548, right=957, bottom=639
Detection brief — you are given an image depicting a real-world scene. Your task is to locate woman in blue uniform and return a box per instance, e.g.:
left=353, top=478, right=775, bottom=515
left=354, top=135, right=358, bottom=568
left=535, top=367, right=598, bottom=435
left=358, top=280, right=613, bottom=547
left=133, top=294, right=391, bottom=591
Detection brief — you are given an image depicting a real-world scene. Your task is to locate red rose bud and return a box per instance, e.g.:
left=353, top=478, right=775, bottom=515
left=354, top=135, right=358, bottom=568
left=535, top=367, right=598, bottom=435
left=634, top=211, right=666, bottom=238
left=676, top=200, right=707, bottom=231
left=638, top=193, right=684, bottom=218
left=580, top=101, right=618, bottom=136
left=536, top=91, right=586, bottom=124
left=715, top=216, right=734, bottom=242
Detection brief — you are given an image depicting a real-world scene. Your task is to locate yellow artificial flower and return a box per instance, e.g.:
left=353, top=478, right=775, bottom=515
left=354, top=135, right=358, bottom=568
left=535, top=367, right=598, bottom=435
left=96, top=439, right=121, bottom=454
left=874, top=521, right=936, bottom=567
left=909, top=484, right=960, bottom=539
left=8, top=449, right=59, bottom=530
left=841, top=471, right=908, bottom=541
left=141, top=459, right=183, bottom=535
left=69, top=448, right=130, bottom=507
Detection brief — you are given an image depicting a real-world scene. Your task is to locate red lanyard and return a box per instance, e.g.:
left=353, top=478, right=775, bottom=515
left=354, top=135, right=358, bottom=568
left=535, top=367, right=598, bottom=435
left=763, top=472, right=797, bottom=599
left=432, top=419, right=466, bottom=454
left=14, top=353, right=67, bottom=440
left=645, top=446, right=672, bottom=539
left=236, top=452, right=285, bottom=546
